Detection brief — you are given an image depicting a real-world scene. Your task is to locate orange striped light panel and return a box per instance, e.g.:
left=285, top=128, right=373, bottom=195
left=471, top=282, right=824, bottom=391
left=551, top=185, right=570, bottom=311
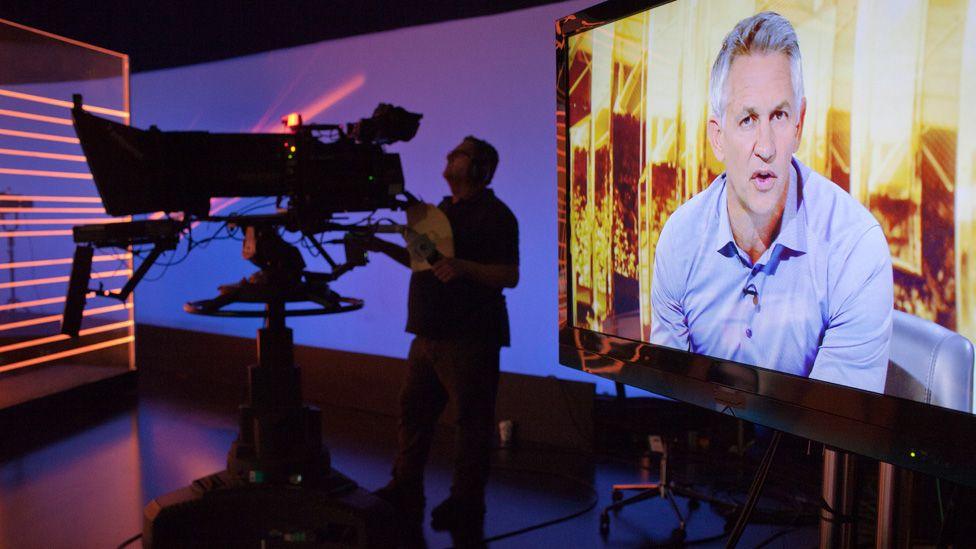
left=0, top=303, right=129, bottom=333
left=0, top=148, right=86, bottom=162
left=0, top=269, right=132, bottom=290
left=0, top=206, right=106, bottom=214
left=0, top=336, right=135, bottom=374
left=0, top=108, right=73, bottom=126
left=0, top=229, right=73, bottom=238
left=0, top=320, right=132, bottom=355
left=6, top=218, right=124, bottom=226
left=0, top=128, right=80, bottom=144
left=0, top=88, right=129, bottom=119
left=0, top=167, right=92, bottom=180
left=0, top=254, right=129, bottom=270
left=0, top=195, right=103, bottom=204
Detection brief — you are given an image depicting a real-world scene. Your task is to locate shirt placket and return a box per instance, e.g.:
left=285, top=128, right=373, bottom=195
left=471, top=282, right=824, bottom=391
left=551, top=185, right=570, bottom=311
left=736, top=252, right=765, bottom=363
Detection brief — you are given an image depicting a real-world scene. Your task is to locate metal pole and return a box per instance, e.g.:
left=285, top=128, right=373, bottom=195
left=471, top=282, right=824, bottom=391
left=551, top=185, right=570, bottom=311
left=726, top=430, right=782, bottom=548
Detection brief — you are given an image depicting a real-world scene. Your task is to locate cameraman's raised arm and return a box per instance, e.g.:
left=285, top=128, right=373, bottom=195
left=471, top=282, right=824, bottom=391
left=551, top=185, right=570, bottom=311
left=363, top=235, right=410, bottom=268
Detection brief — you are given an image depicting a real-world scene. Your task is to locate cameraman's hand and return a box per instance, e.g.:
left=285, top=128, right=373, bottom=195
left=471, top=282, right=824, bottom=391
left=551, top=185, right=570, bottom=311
left=431, top=257, right=466, bottom=283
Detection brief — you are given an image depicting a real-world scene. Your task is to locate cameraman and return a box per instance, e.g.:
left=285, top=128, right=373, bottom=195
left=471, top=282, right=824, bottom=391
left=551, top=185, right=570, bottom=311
left=366, top=136, right=519, bottom=547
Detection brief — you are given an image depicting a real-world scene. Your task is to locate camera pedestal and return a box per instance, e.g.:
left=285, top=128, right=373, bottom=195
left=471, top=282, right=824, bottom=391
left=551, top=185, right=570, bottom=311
left=144, top=288, right=394, bottom=548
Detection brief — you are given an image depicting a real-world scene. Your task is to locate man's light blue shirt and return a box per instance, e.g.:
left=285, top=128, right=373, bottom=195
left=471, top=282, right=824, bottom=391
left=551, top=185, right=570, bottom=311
left=650, top=158, right=893, bottom=393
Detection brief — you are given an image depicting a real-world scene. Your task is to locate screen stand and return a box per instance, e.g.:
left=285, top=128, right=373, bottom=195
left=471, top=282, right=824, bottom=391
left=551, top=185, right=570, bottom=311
left=820, top=448, right=858, bottom=548
left=725, top=429, right=782, bottom=548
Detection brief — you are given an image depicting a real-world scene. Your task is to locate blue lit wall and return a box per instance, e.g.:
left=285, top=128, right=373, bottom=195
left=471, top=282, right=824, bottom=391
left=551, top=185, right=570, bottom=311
left=129, top=1, right=618, bottom=391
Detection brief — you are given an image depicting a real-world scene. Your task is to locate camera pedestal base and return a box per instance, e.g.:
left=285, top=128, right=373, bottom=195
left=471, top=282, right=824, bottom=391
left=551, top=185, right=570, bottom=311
left=143, top=286, right=392, bottom=547
left=144, top=468, right=395, bottom=548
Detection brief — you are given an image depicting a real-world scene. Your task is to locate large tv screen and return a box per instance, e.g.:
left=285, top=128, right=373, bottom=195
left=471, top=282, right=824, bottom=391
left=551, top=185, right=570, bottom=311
left=558, top=0, right=976, bottom=483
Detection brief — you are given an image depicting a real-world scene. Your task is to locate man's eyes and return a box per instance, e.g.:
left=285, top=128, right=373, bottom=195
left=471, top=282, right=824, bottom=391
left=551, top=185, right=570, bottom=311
left=739, top=111, right=789, bottom=127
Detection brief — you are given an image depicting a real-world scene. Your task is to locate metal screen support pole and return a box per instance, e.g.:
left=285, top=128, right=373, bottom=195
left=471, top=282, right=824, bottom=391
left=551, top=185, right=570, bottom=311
left=726, top=429, right=782, bottom=548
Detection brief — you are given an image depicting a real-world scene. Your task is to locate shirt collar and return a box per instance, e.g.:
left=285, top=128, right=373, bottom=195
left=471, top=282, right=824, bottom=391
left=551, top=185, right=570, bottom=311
left=712, top=157, right=807, bottom=260
left=775, top=158, right=807, bottom=254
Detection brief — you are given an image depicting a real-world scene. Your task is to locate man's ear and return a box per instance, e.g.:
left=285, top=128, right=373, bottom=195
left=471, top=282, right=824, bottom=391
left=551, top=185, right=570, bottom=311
left=707, top=115, right=725, bottom=163
left=793, top=97, right=807, bottom=152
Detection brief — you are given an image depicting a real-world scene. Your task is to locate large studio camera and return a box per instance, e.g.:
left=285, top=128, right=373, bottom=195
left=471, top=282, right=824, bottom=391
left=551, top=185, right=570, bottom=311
left=65, top=97, right=425, bottom=547
left=72, top=96, right=420, bottom=226
left=63, top=96, right=422, bottom=334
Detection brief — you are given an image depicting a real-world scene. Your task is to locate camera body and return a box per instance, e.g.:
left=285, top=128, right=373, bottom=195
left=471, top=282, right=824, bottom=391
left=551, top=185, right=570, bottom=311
left=71, top=95, right=421, bottom=222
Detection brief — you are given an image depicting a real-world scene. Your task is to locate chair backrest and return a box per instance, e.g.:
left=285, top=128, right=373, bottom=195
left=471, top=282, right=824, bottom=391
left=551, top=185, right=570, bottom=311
left=885, top=310, right=975, bottom=413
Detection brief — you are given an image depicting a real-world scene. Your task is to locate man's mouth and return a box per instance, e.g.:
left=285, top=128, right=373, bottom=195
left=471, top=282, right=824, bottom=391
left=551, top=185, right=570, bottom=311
left=751, top=169, right=777, bottom=191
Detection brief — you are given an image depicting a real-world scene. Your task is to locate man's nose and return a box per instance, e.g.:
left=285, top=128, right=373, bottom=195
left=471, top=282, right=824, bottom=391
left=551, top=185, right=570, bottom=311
left=754, top=121, right=775, bottom=163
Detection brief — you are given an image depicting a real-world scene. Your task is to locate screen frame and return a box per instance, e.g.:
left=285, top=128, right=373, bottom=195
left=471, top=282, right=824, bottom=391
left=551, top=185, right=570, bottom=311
left=556, top=0, right=976, bottom=488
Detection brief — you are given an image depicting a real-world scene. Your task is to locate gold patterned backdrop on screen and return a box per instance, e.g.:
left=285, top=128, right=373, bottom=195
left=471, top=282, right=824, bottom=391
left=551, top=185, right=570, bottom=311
left=568, top=0, right=976, bottom=346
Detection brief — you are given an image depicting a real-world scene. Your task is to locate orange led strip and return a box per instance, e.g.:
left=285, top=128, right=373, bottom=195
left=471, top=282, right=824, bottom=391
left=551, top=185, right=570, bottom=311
left=0, top=206, right=106, bottom=214
left=0, top=128, right=80, bottom=144
left=0, top=288, right=122, bottom=312
left=0, top=88, right=129, bottom=119
left=0, top=230, right=73, bottom=238
left=0, top=148, right=86, bottom=162
left=0, top=194, right=102, bottom=204
left=0, top=287, right=123, bottom=312
left=0, top=335, right=135, bottom=374
left=0, top=167, right=92, bottom=180
left=0, top=269, right=132, bottom=290
left=0, top=108, right=73, bottom=126
left=0, top=303, right=129, bottom=333
left=0, top=320, right=131, bottom=355
left=0, top=253, right=129, bottom=270
left=0, top=295, right=66, bottom=312
left=4, top=217, right=124, bottom=226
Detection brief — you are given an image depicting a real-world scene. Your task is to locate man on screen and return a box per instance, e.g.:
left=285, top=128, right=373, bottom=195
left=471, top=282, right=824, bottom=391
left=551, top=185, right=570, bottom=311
left=650, top=12, right=893, bottom=393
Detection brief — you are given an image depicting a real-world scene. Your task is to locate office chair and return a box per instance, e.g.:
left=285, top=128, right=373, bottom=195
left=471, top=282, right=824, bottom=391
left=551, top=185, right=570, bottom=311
left=825, top=310, right=975, bottom=546
left=871, top=310, right=975, bottom=547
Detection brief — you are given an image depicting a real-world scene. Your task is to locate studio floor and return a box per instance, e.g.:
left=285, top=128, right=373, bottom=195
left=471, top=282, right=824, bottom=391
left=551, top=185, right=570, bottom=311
left=0, top=373, right=820, bottom=548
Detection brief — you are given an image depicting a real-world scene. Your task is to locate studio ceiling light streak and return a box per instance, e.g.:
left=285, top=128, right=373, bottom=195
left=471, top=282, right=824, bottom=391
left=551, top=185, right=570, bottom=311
left=254, top=74, right=366, bottom=133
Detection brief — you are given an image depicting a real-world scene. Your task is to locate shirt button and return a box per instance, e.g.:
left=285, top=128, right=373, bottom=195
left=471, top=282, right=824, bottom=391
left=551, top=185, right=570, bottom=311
left=745, top=328, right=753, bottom=338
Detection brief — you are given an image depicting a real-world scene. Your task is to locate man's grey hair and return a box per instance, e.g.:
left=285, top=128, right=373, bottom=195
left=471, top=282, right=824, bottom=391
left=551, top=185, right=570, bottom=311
left=709, top=11, right=804, bottom=121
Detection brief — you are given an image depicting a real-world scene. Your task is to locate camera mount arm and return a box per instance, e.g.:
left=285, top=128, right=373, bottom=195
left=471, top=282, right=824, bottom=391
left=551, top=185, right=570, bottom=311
left=61, top=219, right=185, bottom=337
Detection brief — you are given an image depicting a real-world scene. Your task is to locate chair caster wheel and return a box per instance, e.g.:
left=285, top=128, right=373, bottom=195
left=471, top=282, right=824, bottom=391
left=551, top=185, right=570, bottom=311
left=671, top=527, right=686, bottom=542
left=611, top=489, right=623, bottom=502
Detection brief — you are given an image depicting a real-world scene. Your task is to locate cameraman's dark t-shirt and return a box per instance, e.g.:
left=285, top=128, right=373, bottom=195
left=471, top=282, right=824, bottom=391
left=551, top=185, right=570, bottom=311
left=406, top=189, right=519, bottom=346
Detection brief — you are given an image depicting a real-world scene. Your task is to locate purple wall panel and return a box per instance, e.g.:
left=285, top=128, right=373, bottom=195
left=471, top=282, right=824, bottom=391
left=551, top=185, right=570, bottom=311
left=129, top=1, right=611, bottom=389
